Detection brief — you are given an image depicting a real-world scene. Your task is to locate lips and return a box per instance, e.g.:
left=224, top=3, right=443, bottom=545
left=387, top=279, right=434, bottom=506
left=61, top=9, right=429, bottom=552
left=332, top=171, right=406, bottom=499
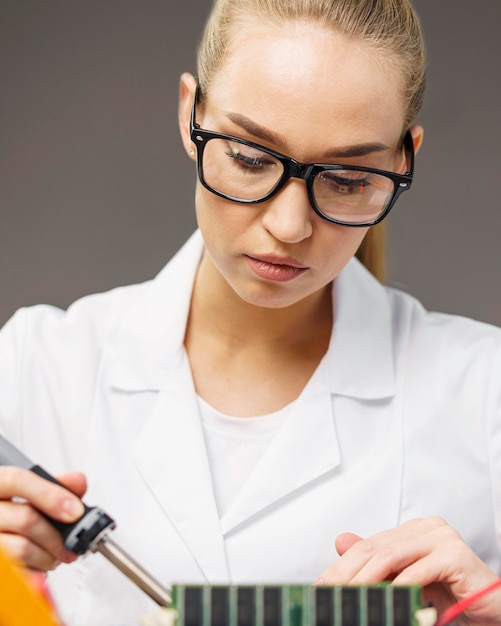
left=245, top=254, right=309, bottom=282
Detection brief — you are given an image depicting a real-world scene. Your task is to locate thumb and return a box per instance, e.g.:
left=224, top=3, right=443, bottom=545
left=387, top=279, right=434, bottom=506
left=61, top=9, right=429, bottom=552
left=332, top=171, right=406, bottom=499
left=335, top=532, right=363, bottom=556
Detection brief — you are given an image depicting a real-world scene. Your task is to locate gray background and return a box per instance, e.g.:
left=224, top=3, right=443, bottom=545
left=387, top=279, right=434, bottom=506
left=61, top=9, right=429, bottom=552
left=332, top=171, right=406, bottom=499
left=1, top=1, right=500, bottom=327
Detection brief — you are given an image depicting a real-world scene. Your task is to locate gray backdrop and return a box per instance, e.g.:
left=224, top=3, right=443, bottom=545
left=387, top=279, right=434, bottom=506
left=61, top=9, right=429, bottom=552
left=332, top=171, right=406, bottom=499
left=1, top=1, right=500, bottom=327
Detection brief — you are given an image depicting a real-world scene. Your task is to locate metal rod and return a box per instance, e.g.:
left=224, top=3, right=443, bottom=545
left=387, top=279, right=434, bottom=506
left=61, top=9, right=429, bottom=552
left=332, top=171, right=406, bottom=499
left=94, top=535, right=172, bottom=606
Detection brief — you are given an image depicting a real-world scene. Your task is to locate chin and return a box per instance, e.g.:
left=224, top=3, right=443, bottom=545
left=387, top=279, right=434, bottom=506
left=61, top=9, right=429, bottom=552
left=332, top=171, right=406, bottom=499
left=233, top=281, right=320, bottom=310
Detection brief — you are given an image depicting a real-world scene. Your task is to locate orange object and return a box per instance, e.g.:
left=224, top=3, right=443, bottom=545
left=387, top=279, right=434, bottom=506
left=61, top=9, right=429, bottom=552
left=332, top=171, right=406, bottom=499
left=0, top=547, right=61, bottom=626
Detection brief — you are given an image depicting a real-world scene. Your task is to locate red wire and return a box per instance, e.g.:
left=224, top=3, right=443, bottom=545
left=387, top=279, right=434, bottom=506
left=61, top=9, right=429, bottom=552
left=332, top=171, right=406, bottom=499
left=435, top=578, right=501, bottom=626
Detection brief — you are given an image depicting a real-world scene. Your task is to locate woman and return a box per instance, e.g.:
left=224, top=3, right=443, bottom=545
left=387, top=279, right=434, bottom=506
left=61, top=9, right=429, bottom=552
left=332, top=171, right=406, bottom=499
left=0, top=0, right=500, bottom=624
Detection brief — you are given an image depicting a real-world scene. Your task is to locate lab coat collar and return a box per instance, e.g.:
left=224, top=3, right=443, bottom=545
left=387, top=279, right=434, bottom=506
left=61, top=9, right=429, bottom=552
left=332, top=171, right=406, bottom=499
left=107, top=231, right=203, bottom=391
left=107, top=230, right=395, bottom=400
left=328, top=256, right=396, bottom=399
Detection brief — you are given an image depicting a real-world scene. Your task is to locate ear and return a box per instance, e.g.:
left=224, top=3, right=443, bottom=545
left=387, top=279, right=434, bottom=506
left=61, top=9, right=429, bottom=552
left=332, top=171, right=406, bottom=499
left=178, top=72, right=198, bottom=160
left=396, top=124, right=424, bottom=172
left=409, top=124, right=424, bottom=155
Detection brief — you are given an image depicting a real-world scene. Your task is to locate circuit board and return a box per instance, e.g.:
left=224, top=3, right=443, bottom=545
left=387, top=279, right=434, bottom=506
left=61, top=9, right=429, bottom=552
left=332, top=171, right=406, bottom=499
left=170, top=584, right=425, bottom=626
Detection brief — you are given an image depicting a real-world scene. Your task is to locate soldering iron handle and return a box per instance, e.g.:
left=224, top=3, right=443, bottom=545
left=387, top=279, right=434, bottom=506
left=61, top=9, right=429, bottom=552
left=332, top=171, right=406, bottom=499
left=0, top=433, right=115, bottom=555
left=30, top=465, right=116, bottom=555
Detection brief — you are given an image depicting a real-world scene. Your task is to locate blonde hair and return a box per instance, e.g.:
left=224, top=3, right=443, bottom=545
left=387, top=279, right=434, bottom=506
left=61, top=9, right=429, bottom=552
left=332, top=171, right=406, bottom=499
left=197, top=0, right=426, bottom=282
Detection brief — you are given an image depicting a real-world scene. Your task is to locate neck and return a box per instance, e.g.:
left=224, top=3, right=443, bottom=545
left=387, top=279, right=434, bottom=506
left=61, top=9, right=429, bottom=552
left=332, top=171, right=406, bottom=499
left=184, top=251, right=334, bottom=416
left=186, top=251, right=333, bottom=351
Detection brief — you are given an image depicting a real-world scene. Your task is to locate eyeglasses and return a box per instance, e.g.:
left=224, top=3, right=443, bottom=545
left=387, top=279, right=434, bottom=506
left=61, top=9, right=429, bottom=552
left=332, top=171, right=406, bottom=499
left=190, top=86, right=414, bottom=227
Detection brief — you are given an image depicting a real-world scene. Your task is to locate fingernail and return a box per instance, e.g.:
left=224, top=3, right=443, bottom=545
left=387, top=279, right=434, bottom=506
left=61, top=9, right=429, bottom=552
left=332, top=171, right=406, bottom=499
left=61, top=498, right=84, bottom=520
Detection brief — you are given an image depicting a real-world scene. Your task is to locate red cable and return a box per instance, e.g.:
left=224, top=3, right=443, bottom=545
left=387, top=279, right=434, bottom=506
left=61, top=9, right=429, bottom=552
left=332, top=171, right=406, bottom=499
left=435, top=578, right=501, bottom=626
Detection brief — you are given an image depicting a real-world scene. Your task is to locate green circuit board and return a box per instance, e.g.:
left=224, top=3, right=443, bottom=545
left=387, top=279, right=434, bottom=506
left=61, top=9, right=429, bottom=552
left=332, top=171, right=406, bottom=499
left=171, top=584, right=424, bottom=626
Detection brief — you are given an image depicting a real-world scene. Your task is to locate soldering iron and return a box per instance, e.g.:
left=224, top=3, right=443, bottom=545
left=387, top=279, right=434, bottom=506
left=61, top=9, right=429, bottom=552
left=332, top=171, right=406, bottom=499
left=0, top=433, right=172, bottom=607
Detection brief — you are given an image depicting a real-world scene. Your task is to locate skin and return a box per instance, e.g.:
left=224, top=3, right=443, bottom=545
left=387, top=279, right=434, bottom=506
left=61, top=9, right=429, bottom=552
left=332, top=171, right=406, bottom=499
left=0, top=17, right=499, bottom=625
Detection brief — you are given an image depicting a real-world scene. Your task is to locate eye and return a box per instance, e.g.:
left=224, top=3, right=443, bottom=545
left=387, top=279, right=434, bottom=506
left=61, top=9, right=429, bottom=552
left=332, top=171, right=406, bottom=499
left=226, top=148, right=265, bottom=169
left=225, top=142, right=277, bottom=172
left=319, top=170, right=370, bottom=194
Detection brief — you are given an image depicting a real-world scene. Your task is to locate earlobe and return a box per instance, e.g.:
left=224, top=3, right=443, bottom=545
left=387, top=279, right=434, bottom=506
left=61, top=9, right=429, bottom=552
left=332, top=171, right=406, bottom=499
left=178, top=72, right=198, bottom=159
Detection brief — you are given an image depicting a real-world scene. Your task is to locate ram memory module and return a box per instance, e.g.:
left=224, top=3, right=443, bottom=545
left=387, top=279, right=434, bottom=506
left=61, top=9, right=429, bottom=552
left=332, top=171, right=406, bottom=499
left=169, top=584, right=428, bottom=626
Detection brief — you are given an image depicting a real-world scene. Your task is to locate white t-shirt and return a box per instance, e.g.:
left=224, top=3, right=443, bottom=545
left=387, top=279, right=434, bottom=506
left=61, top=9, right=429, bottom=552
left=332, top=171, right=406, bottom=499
left=198, top=396, right=292, bottom=516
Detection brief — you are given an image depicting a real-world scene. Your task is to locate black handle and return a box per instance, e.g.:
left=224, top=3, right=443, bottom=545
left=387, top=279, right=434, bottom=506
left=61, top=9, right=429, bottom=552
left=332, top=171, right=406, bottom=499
left=31, top=465, right=116, bottom=555
left=0, top=434, right=115, bottom=555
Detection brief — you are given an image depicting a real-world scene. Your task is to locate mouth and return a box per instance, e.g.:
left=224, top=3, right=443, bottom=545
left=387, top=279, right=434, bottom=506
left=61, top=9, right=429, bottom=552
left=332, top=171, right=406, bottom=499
left=244, top=254, right=309, bottom=282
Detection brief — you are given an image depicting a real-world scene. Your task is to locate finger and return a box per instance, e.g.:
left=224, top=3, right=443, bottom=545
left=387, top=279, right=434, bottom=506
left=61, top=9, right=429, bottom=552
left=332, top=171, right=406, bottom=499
left=0, top=532, right=60, bottom=571
left=0, top=531, right=67, bottom=572
left=0, top=466, right=85, bottom=522
left=54, top=471, right=87, bottom=500
left=317, top=518, right=443, bottom=584
left=317, top=530, right=395, bottom=583
left=315, top=533, right=363, bottom=585
left=338, top=518, right=469, bottom=586
left=345, top=518, right=449, bottom=584
left=393, top=543, right=497, bottom=603
left=335, top=532, right=363, bottom=556
left=394, top=556, right=501, bottom=623
left=0, top=501, right=78, bottom=563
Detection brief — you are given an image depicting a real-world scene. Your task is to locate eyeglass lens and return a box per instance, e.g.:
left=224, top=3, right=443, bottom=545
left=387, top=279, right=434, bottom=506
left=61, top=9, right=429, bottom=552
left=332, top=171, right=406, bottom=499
left=201, top=138, right=397, bottom=224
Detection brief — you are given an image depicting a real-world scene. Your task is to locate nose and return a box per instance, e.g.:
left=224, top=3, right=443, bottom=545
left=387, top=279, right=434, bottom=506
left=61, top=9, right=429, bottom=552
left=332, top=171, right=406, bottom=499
left=260, top=179, right=313, bottom=244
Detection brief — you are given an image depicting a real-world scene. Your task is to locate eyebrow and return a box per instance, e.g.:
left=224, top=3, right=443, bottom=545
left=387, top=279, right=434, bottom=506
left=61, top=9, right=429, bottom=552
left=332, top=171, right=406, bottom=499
left=223, top=111, right=389, bottom=159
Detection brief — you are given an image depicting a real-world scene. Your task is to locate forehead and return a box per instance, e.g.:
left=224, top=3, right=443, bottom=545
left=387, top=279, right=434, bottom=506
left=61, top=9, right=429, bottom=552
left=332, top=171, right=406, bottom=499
left=206, top=20, right=406, bottom=152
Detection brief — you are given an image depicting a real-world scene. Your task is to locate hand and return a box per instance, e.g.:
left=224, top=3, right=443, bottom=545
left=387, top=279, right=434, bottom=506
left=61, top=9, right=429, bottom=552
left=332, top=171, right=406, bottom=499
left=315, top=517, right=501, bottom=625
left=0, top=466, right=87, bottom=573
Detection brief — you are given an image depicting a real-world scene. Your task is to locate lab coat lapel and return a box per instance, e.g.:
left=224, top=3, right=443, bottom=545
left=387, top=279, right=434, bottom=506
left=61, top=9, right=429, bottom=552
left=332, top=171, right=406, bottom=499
left=133, top=351, right=230, bottom=583
left=220, top=357, right=340, bottom=534
left=108, top=231, right=229, bottom=582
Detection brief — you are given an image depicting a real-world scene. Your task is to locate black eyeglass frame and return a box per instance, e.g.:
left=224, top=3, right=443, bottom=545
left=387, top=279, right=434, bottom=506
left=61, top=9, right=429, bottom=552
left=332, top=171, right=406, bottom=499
left=190, top=85, right=414, bottom=227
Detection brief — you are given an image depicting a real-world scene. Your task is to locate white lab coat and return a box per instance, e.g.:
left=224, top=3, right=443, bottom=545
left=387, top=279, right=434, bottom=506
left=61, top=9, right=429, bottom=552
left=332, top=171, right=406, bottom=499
left=0, top=229, right=501, bottom=626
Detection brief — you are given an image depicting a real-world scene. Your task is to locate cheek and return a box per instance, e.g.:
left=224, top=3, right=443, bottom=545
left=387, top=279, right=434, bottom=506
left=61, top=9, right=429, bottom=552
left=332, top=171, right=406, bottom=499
left=195, top=184, right=258, bottom=243
left=308, top=225, right=369, bottom=292
left=194, top=185, right=252, bottom=271
left=194, top=185, right=228, bottom=248
left=316, top=224, right=369, bottom=277
left=194, top=183, right=214, bottom=228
